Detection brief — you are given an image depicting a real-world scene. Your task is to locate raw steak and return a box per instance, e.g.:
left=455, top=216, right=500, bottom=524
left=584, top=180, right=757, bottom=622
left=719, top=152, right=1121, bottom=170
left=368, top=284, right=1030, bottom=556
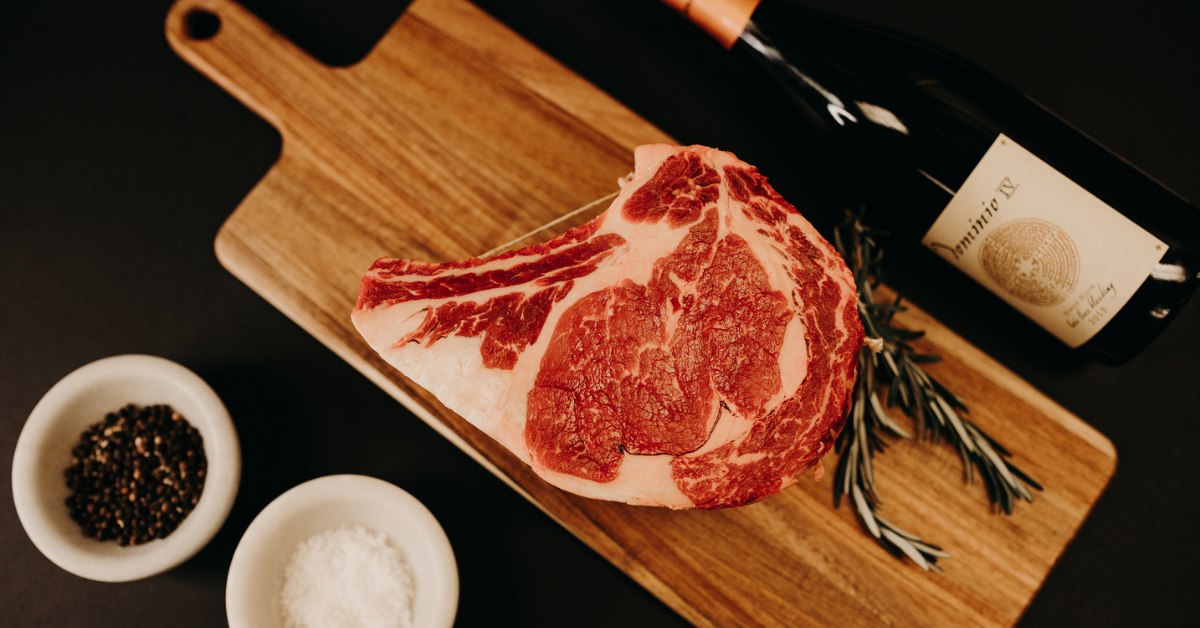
left=353, top=145, right=863, bottom=509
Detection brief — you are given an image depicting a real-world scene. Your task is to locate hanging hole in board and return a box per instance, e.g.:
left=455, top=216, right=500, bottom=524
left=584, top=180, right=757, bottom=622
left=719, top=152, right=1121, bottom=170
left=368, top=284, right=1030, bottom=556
left=184, top=9, right=221, bottom=40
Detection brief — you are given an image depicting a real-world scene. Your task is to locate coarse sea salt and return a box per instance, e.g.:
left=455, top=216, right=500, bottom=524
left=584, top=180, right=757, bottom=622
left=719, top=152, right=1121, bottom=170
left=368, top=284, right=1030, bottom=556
left=280, top=524, right=414, bottom=628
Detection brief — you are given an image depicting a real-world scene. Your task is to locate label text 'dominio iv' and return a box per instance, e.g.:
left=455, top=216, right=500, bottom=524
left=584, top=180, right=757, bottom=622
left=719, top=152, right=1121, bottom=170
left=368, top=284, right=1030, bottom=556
left=928, top=176, right=1019, bottom=261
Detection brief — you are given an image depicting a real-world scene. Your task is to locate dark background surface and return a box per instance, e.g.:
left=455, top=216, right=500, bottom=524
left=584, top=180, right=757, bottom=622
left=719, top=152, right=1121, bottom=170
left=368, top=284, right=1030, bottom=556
left=2, top=0, right=1197, bottom=626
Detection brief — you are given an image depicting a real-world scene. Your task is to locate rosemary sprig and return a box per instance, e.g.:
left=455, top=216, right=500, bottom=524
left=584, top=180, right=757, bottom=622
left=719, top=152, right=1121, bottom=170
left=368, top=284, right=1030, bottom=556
left=830, top=210, right=1043, bottom=571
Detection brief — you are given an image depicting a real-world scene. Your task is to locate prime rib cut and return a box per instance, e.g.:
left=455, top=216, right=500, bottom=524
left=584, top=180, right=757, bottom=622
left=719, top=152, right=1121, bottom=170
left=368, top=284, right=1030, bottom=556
left=353, top=144, right=863, bottom=509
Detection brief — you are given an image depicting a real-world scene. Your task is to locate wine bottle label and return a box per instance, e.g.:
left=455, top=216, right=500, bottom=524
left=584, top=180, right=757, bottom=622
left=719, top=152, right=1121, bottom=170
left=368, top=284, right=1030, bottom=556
left=662, top=0, right=760, bottom=49
left=922, top=134, right=1168, bottom=347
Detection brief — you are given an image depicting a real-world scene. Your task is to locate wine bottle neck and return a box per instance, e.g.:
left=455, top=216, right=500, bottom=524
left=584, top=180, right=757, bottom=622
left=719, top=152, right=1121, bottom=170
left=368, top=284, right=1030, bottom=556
left=662, top=0, right=762, bottom=49
left=738, top=21, right=864, bottom=129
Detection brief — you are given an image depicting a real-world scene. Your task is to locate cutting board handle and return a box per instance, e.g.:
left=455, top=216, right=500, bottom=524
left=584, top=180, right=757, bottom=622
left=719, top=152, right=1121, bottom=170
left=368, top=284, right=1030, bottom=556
left=165, top=0, right=335, bottom=138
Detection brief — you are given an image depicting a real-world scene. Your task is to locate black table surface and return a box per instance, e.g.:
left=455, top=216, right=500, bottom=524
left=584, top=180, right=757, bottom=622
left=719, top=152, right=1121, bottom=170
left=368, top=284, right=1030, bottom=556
left=3, top=0, right=1197, bottom=626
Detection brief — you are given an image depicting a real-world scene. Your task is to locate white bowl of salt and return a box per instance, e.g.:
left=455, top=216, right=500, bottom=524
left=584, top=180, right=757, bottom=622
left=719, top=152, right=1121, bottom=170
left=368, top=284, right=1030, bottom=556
left=226, top=475, right=458, bottom=628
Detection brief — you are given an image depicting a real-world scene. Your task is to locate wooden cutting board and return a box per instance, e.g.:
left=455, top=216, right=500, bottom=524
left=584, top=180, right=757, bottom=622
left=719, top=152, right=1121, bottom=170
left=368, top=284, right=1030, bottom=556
left=165, top=0, right=1116, bottom=625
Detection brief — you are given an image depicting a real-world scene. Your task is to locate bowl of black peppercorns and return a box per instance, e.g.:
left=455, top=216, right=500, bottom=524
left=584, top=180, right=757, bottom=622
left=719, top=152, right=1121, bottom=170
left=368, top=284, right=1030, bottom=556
left=12, top=354, right=240, bottom=582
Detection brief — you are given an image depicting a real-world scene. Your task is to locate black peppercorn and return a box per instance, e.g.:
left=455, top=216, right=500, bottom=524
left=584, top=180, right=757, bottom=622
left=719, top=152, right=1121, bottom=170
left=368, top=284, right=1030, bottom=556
left=64, top=404, right=207, bottom=546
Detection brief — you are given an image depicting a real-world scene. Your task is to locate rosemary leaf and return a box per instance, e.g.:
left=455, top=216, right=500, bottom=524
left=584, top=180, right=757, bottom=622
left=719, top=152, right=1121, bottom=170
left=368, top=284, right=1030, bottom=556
left=852, top=483, right=882, bottom=539
left=881, top=528, right=931, bottom=571
left=829, top=208, right=1044, bottom=571
left=871, top=392, right=912, bottom=438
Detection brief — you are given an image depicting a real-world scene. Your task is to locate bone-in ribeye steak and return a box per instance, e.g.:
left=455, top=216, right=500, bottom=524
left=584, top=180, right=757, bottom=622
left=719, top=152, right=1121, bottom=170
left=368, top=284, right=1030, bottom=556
left=353, top=145, right=863, bottom=509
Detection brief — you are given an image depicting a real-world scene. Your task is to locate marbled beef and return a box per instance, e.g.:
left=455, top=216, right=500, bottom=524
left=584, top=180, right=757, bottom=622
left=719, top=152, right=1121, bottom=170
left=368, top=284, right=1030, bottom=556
left=353, top=145, right=863, bottom=509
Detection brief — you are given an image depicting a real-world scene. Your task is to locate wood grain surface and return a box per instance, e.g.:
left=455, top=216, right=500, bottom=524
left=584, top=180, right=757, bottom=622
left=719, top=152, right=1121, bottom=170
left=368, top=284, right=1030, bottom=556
left=165, top=0, right=1116, bottom=625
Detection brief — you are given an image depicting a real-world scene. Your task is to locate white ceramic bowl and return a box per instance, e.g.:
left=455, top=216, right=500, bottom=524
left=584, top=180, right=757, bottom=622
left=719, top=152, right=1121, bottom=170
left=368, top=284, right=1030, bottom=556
left=11, top=354, right=241, bottom=582
left=226, top=475, right=458, bottom=628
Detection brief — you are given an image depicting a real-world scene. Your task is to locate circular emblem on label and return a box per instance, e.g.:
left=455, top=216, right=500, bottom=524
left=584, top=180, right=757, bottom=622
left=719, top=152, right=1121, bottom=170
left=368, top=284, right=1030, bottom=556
left=979, top=218, right=1080, bottom=306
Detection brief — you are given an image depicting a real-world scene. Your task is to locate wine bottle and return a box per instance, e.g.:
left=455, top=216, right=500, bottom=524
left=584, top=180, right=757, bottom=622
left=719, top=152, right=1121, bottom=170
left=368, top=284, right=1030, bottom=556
left=663, top=0, right=1200, bottom=362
